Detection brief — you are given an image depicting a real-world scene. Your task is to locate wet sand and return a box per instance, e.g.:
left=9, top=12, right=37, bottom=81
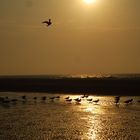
left=0, top=92, right=140, bottom=140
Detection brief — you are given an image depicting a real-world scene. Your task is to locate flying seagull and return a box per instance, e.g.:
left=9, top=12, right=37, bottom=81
left=42, top=19, right=52, bottom=26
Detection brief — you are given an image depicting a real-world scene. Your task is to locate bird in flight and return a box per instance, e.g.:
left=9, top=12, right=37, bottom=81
left=42, top=19, right=52, bottom=27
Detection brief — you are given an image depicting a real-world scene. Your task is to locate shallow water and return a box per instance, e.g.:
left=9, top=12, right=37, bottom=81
left=0, top=92, right=140, bottom=140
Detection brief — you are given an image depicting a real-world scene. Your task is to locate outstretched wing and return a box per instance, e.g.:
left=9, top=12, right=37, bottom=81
left=42, top=21, right=49, bottom=24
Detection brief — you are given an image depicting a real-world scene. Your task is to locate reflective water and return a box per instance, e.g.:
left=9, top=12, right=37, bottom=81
left=0, top=92, right=140, bottom=140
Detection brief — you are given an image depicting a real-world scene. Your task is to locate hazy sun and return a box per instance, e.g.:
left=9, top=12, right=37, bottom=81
left=84, top=0, right=96, bottom=4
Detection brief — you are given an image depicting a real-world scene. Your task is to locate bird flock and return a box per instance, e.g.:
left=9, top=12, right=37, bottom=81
left=0, top=94, right=140, bottom=106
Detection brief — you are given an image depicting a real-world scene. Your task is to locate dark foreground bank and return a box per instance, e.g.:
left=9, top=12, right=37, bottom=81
left=0, top=76, right=140, bottom=95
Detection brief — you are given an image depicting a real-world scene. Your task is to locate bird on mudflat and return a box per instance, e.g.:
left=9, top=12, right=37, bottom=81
left=87, top=98, right=93, bottom=102
left=11, top=99, right=18, bottom=102
left=41, top=96, right=47, bottom=100
left=22, top=95, right=27, bottom=100
left=66, top=99, right=72, bottom=102
left=50, top=97, right=55, bottom=100
left=124, top=99, right=133, bottom=104
left=93, top=99, right=99, bottom=104
left=42, top=19, right=52, bottom=26
left=65, top=96, right=69, bottom=100
left=114, top=96, right=120, bottom=104
left=55, top=96, right=60, bottom=99
left=74, top=98, right=81, bottom=103
left=33, top=97, right=37, bottom=100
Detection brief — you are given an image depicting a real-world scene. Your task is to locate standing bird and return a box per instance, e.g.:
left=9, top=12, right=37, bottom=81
left=87, top=98, right=93, bottom=102
left=11, top=99, right=18, bottom=102
left=42, top=19, right=52, bottom=26
left=74, top=98, right=81, bottom=103
left=93, top=99, right=99, bottom=104
left=50, top=97, right=55, bottom=100
left=114, top=96, right=120, bottom=104
left=22, top=96, right=27, bottom=100
left=41, top=96, right=47, bottom=101
left=65, top=96, right=69, bottom=100
left=66, top=99, right=72, bottom=102
left=33, top=97, right=37, bottom=100
left=124, top=99, right=133, bottom=104
left=55, top=96, right=60, bottom=99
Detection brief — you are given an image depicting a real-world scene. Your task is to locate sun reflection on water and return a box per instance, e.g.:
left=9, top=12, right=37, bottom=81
left=82, top=103, right=105, bottom=140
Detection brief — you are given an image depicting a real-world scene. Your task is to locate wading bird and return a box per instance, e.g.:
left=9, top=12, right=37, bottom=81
left=74, top=98, right=81, bottom=103
left=50, top=97, right=55, bottom=100
left=114, top=96, right=120, bottom=104
left=33, top=97, right=37, bottom=100
left=42, top=19, right=52, bottom=26
left=11, top=99, right=18, bottom=102
left=87, top=98, right=93, bottom=102
left=93, top=99, right=99, bottom=104
left=41, top=96, right=47, bottom=100
left=65, top=96, right=69, bottom=100
left=124, top=99, right=133, bottom=104
left=81, top=94, right=88, bottom=98
left=55, top=96, right=60, bottom=98
left=22, top=96, right=27, bottom=100
left=66, top=99, right=72, bottom=102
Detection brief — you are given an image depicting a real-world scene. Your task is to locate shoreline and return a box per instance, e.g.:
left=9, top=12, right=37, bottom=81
left=0, top=77, right=140, bottom=95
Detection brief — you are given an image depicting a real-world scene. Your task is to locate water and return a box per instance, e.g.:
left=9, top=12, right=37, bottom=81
left=0, top=92, right=140, bottom=140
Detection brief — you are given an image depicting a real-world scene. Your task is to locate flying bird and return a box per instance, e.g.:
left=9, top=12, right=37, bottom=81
left=42, top=19, right=52, bottom=26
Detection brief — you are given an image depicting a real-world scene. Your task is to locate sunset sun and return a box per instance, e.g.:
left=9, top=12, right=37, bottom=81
left=84, top=0, right=96, bottom=4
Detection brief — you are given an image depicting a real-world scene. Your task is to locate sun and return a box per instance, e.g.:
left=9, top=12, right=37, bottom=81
left=84, top=0, right=96, bottom=4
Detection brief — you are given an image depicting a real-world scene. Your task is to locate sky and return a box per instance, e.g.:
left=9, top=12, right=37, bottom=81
left=0, top=0, right=140, bottom=75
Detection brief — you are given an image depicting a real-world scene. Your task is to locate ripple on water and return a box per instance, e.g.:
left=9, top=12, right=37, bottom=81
left=0, top=92, right=140, bottom=140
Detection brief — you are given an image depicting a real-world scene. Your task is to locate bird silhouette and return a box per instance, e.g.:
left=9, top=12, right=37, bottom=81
left=41, top=96, right=47, bottom=100
left=22, top=95, right=26, bottom=100
left=11, top=99, right=18, bottom=102
left=114, top=96, right=120, bottom=104
left=33, top=97, right=37, bottom=100
left=42, top=19, right=52, bottom=26
left=93, top=99, right=99, bottom=104
left=74, top=98, right=81, bottom=103
left=50, top=97, right=55, bottom=100
left=87, top=98, right=93, bottom=102
left=55, top=96, right=60, bottom=99
left=124, top=99, right=133, bottom=104
left=66, top=99, right=72, bottom=102
left=65, top=96, right=69, bottom=100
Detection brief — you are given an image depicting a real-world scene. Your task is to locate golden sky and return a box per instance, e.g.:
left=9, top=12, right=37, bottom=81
left=0, top=0, right=140, bottom=75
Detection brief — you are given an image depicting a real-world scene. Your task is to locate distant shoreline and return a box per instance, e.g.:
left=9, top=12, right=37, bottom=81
left=0, top=76, right=140, bottom=95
